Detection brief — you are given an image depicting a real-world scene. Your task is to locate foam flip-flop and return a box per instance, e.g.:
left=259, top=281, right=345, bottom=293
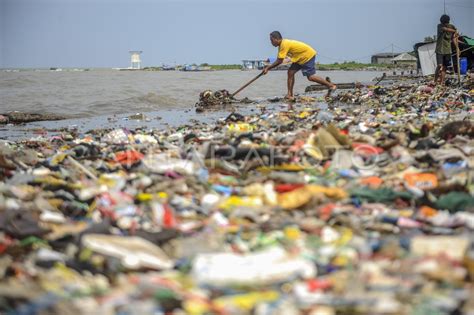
left=283, top=95, right=296, bottom=102
left=326, top=85, right=337, bottom=97
left=325, top=85, right=337, bottom=100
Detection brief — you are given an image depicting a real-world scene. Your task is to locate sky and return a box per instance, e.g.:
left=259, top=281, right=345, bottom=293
left=0, top=0, right=473, bottom=68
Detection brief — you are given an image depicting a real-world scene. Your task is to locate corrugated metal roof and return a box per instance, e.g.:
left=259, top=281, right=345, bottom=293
left=372, top=53, right=401, bottom=58
left=392, top=53, right=417, bottom=61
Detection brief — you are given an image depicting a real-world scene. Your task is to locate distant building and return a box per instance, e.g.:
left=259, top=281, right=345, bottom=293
left=371, top=53, right=401, bottom=64
left=391, top=52, right=417, bottom=68
left=242, top=59, right=265, bottom=70
left=129, top=51, right=143, bottom=69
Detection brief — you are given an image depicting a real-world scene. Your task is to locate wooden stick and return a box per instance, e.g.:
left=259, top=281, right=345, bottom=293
left=374, top=73, right=387, bottom=85
left=67, top=156, right=98, bottom=181
left=231, top=72, right=264, bottom=98
left=455, top=37, right=461, bottom=87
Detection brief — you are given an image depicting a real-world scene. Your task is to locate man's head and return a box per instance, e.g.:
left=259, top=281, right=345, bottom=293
left=440, top=14, right=450, bottom=24
left=270, top=31, right=282, bottom=47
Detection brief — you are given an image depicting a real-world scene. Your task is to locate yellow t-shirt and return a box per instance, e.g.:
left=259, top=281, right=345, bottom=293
left=278, top=39, right=317, bottom=65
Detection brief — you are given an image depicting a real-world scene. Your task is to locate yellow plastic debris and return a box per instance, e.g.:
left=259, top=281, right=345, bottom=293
left=277, top=185, right=347, bottom=210
left=218, top=195, right=263, bottom=211
left=226, top=123, right=255, bottom=134
left=284, top=226, right=302, bottom=240
left=213, top=291, right=279, bottom=312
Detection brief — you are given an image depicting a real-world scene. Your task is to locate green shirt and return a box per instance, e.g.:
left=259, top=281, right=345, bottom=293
left=436, top=23, right=456, bottom=55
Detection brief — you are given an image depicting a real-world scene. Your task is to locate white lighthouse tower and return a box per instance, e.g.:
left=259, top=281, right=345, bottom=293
left=129, top=51, right=143, bottom=69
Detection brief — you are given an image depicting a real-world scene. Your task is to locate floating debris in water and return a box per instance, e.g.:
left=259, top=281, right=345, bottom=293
left=195, top=89, right=233, bottom=112
left=0, top=112, right=67, bottom=124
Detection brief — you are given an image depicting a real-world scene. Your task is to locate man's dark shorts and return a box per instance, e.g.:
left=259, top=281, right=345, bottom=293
left=436, top=53, right=451, bottom=67
left=289, top=55, right=316, bottom=77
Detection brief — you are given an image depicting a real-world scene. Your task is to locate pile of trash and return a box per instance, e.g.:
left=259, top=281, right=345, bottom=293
left=330, top=79, right=473, bottom=109
left=0, top=112, right=67, bottom=124
left=0, top=78, right=474, bottom=314
left=195, top=89, right=234, bottom=112
left=195, top=89, right=255, bottom=112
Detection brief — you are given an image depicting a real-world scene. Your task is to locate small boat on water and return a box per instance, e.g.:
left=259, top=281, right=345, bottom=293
left=181, top=65, right=212, bottom=72
left=161, top=64, right=176, bottom=71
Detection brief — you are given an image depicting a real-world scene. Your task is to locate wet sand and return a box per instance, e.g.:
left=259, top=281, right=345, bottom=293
left=1, top=94, right=330, bottom=141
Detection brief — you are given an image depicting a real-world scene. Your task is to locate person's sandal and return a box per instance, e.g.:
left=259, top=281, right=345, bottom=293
left=325, top=85, right=337, bottom=99
left=284, top=95, right=296, bottom=102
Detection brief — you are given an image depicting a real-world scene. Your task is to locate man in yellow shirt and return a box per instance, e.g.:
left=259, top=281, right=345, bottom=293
left=263, top=31, right=336, bottom=101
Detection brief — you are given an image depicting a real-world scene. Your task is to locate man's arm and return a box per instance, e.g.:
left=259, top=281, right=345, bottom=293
left=263, top=58, right=284, bottom=74
left=442, top=26, right=457, bottom=34
left=453, top=32, right=460, bottom=46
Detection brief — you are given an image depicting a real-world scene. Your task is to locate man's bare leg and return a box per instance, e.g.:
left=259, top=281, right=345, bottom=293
left=434, top=65, right=441, bottom=85
left=307, top=74, right=335, bottom=88
left=286, top=69, right=298, bottom=100
left=308, top=74, right=337, bottom=96
left=440, top=66, right=447, bottom=86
